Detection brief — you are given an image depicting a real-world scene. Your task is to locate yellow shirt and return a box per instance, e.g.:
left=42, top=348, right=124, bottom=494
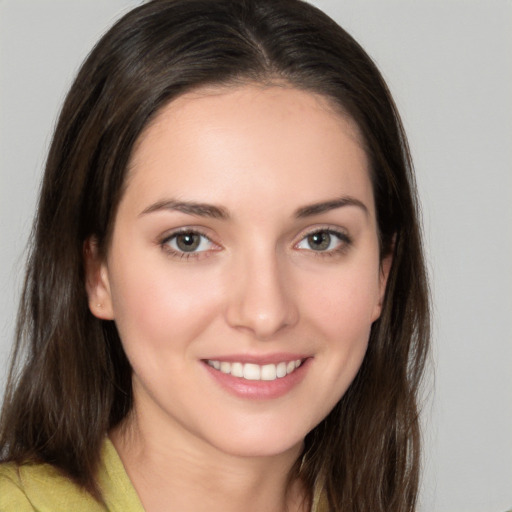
left=0, top=439, right=328, bottom=511
left=0, top=439, right=143, bottom=512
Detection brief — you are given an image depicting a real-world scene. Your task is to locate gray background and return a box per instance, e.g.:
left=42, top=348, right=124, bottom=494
left=1, top=1, right=511, bottom=511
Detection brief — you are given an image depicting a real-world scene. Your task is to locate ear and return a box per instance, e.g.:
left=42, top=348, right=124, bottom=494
left=371, top=237, right=395, bottom=322
left=378, top=250, right=393, bottom=305
left=83, top=237, right=115, bottom=320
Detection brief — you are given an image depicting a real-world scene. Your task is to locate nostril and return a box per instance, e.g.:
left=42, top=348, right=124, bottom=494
left=224, top=270, right=299, bottom=339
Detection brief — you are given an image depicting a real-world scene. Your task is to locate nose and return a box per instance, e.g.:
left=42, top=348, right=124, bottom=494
left=225, top=249, right=299, bottom=340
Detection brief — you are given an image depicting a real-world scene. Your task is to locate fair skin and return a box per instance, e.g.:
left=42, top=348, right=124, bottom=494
left=86, top=84, right=391, bottom=512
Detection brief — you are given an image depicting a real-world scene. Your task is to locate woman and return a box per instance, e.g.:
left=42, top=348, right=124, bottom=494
left=0, top=0, right=430, bottom=511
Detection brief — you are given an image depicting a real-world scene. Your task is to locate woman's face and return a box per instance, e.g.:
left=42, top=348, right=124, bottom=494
left=87, top=85, right=390, bottom=458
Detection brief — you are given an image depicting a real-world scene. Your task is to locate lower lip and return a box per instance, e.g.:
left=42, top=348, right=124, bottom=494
left=202, top=358, right=311, bottom=400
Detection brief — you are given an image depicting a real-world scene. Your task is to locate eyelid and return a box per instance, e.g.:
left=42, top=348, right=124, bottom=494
left=293, top=225, right=352, bottom=253
left=159, top=227, right=222, bottom=259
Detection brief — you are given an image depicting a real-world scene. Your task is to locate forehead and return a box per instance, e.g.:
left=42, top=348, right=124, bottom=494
left=130, top=83, right=364, bottom=163
left=122, top=84, right=373, bottom=218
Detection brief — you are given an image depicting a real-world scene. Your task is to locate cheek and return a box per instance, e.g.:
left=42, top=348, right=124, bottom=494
left=291, top=264, right=379, bottom=431
left=108, top=255, right=223, bottom=358
left=300, top=262, right=381, bottom=338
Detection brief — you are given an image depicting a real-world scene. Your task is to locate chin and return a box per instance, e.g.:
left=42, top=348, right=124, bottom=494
left=197, top=420, right=311, bottom=460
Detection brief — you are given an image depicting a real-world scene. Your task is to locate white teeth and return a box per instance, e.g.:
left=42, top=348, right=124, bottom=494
left=243, top=363, right=260, bottom=380
left=220, top=361, right=231, bottom=374
left=231, top=362, right=243, bottom=378
left=207, top=359, right=303, bottom=381
left=261, top=364, right=277, bottom=381
left=276, top=362, right=287, bottom=378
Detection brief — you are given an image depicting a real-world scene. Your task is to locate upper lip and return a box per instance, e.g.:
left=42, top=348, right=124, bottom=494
left=202, top=353, right=310, bottom=365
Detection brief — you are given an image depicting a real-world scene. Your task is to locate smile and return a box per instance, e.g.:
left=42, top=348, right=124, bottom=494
left=206, top=359, right=303, bottom=381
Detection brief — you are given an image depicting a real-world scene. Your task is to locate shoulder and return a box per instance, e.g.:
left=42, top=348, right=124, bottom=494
left=0, top=463, right=34, bottom=511
left=0, top=461, right=105, bottom=512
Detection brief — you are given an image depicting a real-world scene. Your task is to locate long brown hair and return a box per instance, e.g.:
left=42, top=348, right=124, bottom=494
left=0, top=1, right=430, bottom=510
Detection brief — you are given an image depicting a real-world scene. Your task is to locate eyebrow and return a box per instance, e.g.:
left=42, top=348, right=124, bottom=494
left=139, top=195, right=368, bottom=220
left=294, top=196, right=369, bottom=218
left=139, top=199, right=229, bottom=219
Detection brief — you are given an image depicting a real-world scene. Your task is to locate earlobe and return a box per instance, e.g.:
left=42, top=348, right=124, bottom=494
left=83, top=237, right=115, bottom=320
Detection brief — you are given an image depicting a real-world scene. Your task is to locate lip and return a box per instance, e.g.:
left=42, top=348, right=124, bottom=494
left=201, top=354, right=311, bottom=400
left=202, top=352, right=310, bottom=365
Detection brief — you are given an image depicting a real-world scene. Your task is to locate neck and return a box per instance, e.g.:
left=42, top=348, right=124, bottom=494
left=110, top=409, right=309, bottom=512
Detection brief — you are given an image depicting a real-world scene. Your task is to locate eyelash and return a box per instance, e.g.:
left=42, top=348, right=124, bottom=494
left=294, top=227, right=352, bottom=257
left=159, top=226, right=352, bottom=260
left=159, top=229, right=218, bottom=260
